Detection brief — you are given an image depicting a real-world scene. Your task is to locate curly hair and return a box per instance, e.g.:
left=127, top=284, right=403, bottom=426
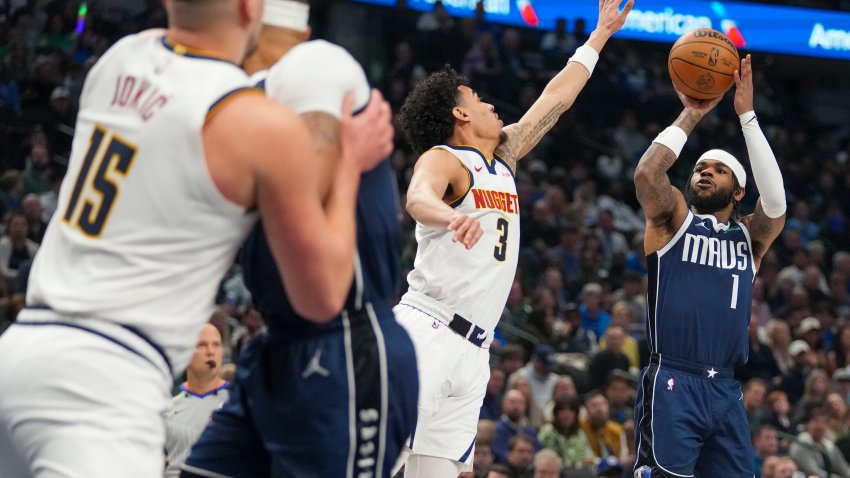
left=397, top=66, right=467, bottom=155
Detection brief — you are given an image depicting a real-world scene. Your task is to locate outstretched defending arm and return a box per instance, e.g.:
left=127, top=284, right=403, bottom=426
left=634, top=92, right=722, bottom=254
left=735, top=55, right=786, bottom=264
left=495, top=0, right=633, bottom=167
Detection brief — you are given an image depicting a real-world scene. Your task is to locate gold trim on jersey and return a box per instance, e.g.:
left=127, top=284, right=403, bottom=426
left=205, top=87, right=265, bottom=122
left=447, top=156, right=473, bottom=207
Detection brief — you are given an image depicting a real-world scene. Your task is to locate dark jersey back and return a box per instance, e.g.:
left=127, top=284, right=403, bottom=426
left=241, top=160, right=401, bottom=335
left=646, top=212, right=755, bottom=367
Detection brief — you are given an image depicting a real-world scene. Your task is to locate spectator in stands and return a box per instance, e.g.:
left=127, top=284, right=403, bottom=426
left=538, top=396, right=593, bottom=470
left=542, top=374, right=578, bottom=423
left=21, top=193, right=45, bottom=243
left=793, top=368, right=830, bottom=425
left=579, top=282, right=610, bottom=342
left=790, top=407, right=850, bottom=478
left=512, top=345, right=561, bottom=415
left=504, top=434, right=537, bottom=478
left=587, top=325, right=629, bottom=391
left=532, top=449, right=563, bottom=478
left=580, top=390, right=629, bottom=467
left=825, top=392, right=849, bottom=441
left=599, top=302, right=639, bottom=371
left=493, top=389, right=541, bottom=464
left=738, top=317, right=782, bottom=384
left=767, top=319, right=794, bottom=375
left=0, top=212, right=37, bottom=287
left=744, top=378, right=769, bottom=431
left=481, top=366, right=506, bottom=421
left=485, top=463, right=513, bottom=478
left=556, top=302, right=597, bottom=354
left=782, top=340, right=817, bottom=405
left=829, top=324, right=850, bottom=373
left=765, top=390, right=796, bottom=440
left=753, top=424, right=780, bottom=478
left=21, top=139, right=51, bottom=195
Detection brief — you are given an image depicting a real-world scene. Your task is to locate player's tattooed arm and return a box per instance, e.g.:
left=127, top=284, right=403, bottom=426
left=743, top=199, right=785, bottom=265
left=634, top=106, right=711, bottom=253
left=495, top=102, right=566, bottom=170
left=301, top=112, right=341, bottom=201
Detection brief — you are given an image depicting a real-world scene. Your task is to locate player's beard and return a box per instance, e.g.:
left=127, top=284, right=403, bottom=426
left=685, top=181, right=735, bottom=215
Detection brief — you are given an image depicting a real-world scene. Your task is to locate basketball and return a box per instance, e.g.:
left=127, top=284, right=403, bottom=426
left=668, top=28, right=740, bottom=100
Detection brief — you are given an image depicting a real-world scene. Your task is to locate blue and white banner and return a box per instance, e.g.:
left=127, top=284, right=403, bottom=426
left=352, top=0, right=850, bottom=60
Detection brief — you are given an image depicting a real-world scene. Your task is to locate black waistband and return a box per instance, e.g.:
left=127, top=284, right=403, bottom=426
left=650, top=354, right=734, bottom=380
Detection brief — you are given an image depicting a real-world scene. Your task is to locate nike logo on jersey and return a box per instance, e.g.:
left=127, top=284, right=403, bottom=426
left=471, top=189, right=519, bottom=215
left=474, top=165, right=483, bottom=172
left=695, top=222, right=709, bottom=229
left=302, top=348, right=330, bottom=379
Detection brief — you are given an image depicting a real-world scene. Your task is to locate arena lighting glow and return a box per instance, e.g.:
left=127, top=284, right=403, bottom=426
left=352, top=0, right=850, bottom=60
left=75, top=2, right=87, bottom=36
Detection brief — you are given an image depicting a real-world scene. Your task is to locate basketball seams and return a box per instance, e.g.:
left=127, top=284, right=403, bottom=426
left=669, top=58, right=736, bottom=77
left=669, top=41, right=740, bottom=61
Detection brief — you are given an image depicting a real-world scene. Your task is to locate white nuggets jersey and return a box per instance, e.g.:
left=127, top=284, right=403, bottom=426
left=405, top=145, right=519, bottom=333
left=23, top=31, right=257, bottom=372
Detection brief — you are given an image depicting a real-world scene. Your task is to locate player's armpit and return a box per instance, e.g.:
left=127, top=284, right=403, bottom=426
left=300, top=111, right=341, bottom=202
left=406, top=149, right=470, bottom=229
left=742, top=199, right=785, bottom=265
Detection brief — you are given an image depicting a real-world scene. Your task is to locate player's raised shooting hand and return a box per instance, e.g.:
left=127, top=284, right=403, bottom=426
left=675, top=86, right=722, bottom=118
left=734, top=54, right=754, bottom=116
left=596, top=0, right=633, bottom=38
left=447, top=214, right=483, bottom=250
left=341, top=89, right=394, bottom=173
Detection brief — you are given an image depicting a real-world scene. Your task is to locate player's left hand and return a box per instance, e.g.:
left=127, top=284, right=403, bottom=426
left=596, top=0, right=634, bottom=38
left=341, top=89, right=394, bottom=173
left=734, top=54, right=754, bottom=115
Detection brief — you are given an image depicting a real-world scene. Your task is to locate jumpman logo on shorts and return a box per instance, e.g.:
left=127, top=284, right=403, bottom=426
left=302, top=348, right=330, bottom=379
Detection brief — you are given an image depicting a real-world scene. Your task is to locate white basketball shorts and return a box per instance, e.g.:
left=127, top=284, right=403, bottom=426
left=0, top=319, right=172, bottom=478
left=393, top=303, right=490, bottom=470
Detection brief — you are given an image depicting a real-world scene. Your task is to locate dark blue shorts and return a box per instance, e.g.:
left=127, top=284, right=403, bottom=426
left=181, top=306, right=418, bottom=478
left=634, top=354, right=754, bottom=478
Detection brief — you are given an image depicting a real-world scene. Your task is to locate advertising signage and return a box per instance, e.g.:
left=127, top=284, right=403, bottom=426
left=352, top=0, right=850, bottom=60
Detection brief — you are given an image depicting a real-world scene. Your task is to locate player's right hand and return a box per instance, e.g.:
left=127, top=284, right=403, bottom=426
left=674, top=86, right=723, bottom=117
left=447, top=214, right=483, bottom=250
left=341, top=89, right=394, bottom=173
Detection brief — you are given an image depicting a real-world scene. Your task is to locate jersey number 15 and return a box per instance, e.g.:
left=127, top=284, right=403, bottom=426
left=62, top=126, right=137, bottom=237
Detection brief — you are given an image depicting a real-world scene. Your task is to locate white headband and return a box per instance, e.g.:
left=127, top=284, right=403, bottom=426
left=263, top=0, right=310, bottom=32
left=696, top=149, right=747, bottom=188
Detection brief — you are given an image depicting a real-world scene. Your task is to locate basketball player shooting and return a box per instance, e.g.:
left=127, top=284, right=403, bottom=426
left=392, top=1, right=632, bottom=476
left=632, top=54, right=786, bottom=477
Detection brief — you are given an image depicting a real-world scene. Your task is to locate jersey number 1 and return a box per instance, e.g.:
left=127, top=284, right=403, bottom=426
left=730, top=273, right=739, bottom=309
left=62, top=126, right=137, bottom=237
left=493, top=218, right=509, bottom=261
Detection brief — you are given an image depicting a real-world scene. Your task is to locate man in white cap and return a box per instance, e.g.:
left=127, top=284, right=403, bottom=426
left=182, top=2, right=417, bottom=477
left=632, top=54, right=786, bottom=478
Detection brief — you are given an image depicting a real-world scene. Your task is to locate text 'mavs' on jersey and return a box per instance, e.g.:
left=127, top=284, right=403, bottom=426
left=647, top=211, right=756, bottom=367
left=405, top=145, right=519, bottom=335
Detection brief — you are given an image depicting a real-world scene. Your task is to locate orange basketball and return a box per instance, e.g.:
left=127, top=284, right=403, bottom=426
left=668, top=28, right=740, bottom=100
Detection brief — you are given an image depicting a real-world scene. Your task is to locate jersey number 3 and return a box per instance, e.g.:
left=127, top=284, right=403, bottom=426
left=62, top=126, right=137, bottom=237
left=493, top=218, right=509, bottom=261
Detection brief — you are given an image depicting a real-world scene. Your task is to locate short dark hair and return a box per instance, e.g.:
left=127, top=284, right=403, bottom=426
left=397, top=65, right=467, bottom=155
left=508, top=434, right=536, bottom=451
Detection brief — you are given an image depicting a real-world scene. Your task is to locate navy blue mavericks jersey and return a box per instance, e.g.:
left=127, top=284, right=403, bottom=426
left=646, top=211, right=755, bottom=367
left=241, top=159, right=402, bottom=334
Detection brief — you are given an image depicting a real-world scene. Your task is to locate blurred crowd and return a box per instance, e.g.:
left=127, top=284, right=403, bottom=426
left=1, top=1, right=850, bottom=477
